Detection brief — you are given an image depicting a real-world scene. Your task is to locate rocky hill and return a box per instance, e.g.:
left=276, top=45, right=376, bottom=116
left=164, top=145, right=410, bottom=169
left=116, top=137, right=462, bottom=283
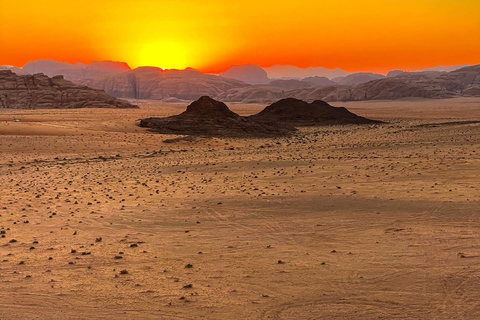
left=0, top=70, right=137, bottom=109
left=250, top=98, right=380, bottom=126
left=139, top=96, right=292, bottom=137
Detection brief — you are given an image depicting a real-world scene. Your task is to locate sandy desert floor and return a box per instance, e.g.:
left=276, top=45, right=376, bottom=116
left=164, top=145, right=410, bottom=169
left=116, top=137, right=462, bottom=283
left=0, top=98, right=479, bottom=319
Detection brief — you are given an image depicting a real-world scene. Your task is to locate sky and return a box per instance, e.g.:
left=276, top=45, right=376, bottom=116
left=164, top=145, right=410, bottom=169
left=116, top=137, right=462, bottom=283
left=1, top=0, right=479, bottom=73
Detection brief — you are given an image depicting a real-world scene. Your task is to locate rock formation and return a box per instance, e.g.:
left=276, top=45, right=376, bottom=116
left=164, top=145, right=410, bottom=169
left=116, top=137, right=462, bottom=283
left=22, top=60, right=86, bottom=77
left=219, top=65, right=271, bottom=85
left=332, top=72, right=385, bottom=85
left=250, top=98, right=380, bottom=126
left=301, top=76, right=336, bottom=86
left=264, top=65, right=349, bottom=79
left=220, top=65, right=480, bottom=103
left=268, top=79, right=315, bottom=90
left=10, top=60, right=480, bottom=103
left=79, top=67, right=250, bottom=100
left=216, top=86, right=286, bottom=103
left=139, top=96, right=292, bottom=137
left=0, top=70, right=137, bottom=109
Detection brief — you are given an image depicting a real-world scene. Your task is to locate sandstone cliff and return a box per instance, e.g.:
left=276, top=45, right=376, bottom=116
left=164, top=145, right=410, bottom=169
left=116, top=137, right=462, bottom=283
left=0, top=70, right=137, bottom=109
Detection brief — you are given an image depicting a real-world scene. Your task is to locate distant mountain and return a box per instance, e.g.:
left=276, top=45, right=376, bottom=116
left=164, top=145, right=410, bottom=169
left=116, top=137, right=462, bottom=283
left=219, top=65, right=270, bottom=85
left=386, top=70, right=404, bottom=78
left=22, top=60, right=85, bottom=77
left=0, top=70, right=137, bottom=109
left=87, top=61, right=130, bottom=72
left=265, top=65, right=349, bottom=80
left=387, top=65, right=468, bottom=77
left=216, top=86, right=285, bottom=103
left=423, top=65, right=468, bottom=72
left=302, top=65, right=480, bottom=101
left=332, top=72, right=385, bottom=85
left=6, top=59, right=479, bottom=103
left=265, top=77, right=335, bottom=91
left=0, top=66, right=27, bottom=75
left=19, top=60, right=130, bottom=80
left=393, top=71, right=447, bottom=80
left=79, top=67, right=249, bottom=100
left=219, top=65, right=480, bottom=103
left=302, top=76, right=336, bottom=86
left=268, top=79, right=315, bottom=90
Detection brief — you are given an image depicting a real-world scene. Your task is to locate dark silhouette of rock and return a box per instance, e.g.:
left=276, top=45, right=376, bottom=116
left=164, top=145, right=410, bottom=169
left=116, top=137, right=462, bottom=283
left=0, top=70, right=137, bottom=109
left=139, top=96, right=292, bottom=137
left=220, top=65, right=271, bottom=85
left=250, top=98, right=381, bottom=126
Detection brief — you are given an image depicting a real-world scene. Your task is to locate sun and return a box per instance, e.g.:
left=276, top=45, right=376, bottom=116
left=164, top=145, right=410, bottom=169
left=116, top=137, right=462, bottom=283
left=136, top=41, right=190, bottom=70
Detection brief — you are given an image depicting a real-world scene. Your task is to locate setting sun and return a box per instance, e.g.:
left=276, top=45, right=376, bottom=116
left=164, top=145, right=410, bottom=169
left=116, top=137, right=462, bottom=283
left=1, top=0, right=479, bottom=72
left=135, top=41, right=190, bottom=70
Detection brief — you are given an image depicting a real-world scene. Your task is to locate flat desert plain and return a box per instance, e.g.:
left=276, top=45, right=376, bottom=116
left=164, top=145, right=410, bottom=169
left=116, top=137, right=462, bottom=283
left=0, top=98, right=479, bottom=319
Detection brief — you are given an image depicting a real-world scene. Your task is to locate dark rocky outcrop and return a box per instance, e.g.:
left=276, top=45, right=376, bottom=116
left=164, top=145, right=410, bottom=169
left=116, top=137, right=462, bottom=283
left=0, top=70, right=137, bottom=109
left=139, top=96, right=292, bottom=137
left=250, top=98, right=380, bottom=126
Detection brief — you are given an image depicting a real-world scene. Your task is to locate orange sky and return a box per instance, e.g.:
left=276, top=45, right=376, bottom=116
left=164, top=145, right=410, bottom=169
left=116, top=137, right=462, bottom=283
left=1, top=0, right=479, bottom=73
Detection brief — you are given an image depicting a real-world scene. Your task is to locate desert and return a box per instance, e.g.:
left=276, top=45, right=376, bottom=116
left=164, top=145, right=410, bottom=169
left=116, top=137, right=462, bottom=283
left=1, top=97, right=479, bottom=319
left=2, top=0, right=480, bottom=318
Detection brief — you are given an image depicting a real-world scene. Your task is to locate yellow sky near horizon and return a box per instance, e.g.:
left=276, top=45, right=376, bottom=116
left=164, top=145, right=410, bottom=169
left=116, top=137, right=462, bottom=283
left=1, top=0, right=479, bottom=73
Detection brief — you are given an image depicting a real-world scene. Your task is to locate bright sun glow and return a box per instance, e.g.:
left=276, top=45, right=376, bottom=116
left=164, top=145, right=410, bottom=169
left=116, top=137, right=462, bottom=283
left=1, top=0, right=479, bottom=73
left=136, top=41, right=189, bottom=70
